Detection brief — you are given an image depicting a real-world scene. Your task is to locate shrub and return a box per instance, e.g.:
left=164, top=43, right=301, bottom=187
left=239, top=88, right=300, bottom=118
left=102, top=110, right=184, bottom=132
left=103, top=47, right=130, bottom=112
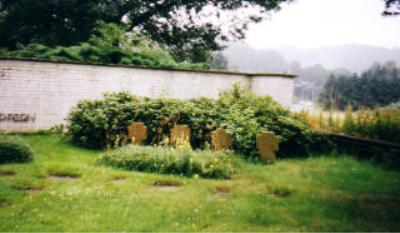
left=68, top=85, right=331, bottom=157
left=98, top=145, right=236, bottom=179
left=0, top=136, right=34, bottom=164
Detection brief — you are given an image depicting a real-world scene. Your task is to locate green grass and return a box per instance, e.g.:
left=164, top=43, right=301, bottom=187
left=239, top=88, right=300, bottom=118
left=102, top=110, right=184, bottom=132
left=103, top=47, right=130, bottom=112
left=0, top=134, right=399, bottom=231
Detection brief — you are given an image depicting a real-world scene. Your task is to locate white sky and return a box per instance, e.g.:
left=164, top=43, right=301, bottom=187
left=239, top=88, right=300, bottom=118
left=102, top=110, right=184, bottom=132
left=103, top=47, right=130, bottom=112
left=246, top=0, right=400, bottom=49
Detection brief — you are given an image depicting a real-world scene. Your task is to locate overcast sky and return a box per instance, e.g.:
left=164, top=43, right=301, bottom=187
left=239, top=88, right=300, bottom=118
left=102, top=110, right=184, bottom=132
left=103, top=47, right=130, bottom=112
left=245, top=0, right=400, bottom=49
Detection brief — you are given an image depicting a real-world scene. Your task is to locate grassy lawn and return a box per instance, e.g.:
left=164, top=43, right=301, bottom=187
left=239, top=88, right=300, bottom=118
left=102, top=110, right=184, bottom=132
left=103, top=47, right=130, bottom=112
left=1, top=134, right=400, bottom=232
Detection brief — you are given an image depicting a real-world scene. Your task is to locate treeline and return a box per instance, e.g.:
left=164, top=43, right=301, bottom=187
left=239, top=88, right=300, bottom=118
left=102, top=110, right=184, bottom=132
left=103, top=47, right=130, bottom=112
left=319, top=62, right=400, bottom=110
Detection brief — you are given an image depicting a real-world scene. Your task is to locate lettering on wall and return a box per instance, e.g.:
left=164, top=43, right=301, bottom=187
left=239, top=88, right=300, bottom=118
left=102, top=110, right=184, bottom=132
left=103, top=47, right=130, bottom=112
left=0, top=113, right=36, bottom=122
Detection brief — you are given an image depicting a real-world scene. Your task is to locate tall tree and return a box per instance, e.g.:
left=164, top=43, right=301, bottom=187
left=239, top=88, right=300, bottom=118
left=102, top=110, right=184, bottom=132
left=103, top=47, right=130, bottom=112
left=0, top=0, right=288, bottom=62
left=319, top=62, right=400, bottom=110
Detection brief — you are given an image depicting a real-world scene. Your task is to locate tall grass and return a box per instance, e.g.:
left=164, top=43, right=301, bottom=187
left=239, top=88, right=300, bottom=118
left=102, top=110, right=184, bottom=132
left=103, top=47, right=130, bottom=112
left=294, top=104, right=400, bottom=144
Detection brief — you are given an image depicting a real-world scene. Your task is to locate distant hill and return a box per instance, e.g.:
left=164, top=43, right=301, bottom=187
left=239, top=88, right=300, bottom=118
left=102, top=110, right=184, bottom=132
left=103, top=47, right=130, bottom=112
left=221, top=42, right=351, bottom=86
left=223, top=42, right=400, bottom=74
left=275, top=44, right=400, bottom=73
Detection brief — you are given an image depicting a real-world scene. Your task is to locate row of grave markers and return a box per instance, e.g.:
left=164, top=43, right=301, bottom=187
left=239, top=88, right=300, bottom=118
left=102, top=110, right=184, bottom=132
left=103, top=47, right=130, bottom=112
left=128, top=122, right=279, bottom=161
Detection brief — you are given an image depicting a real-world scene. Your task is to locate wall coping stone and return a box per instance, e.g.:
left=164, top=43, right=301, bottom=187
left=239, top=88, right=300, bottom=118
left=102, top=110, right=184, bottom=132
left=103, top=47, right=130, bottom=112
left=0, top=56, right=297, bottom=79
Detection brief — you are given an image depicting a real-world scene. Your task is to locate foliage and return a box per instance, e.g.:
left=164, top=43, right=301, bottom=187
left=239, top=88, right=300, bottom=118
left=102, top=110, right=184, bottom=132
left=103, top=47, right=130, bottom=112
left=0, top=0, right=289, bottom=62
left=0, top=23, right=207, bottom=69
left=0, top=136, right=34, bottom=164
left=319, top=62, right=400, bottom=110
left=67, top=85, right=331, bottom=157
left=98, top=145, right=236, bottom=179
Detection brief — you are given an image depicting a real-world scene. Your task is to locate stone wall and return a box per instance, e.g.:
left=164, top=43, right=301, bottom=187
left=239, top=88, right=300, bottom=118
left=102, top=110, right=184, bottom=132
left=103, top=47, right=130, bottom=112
left=0, top=57, right=296, bottom=132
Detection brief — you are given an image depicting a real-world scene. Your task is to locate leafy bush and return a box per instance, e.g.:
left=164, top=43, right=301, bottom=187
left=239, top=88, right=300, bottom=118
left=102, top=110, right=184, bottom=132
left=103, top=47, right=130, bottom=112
left=0, top=136, right=34, bottom=164
left=98, top=145, right=236, bottom=179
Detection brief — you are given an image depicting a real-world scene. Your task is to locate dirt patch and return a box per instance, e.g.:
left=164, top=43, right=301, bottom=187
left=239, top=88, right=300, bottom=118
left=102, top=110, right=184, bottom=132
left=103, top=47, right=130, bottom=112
left=268, top=186, right=293, bottom=198
left=112, top=180, right=126, bottom=185
left=149, top=185, right=180, bottom=192
left=26, top=187, right=43, bottom=194
left=320, top=189, right=400, bottom=206
left=112, top=175, right=127, bottom=180
left=153, top=178, right=184, bottom=187
left=111, top=176, right=127, bottom=184
left=47, top=167, right=82, bottom=180
left=14, top=184, right=44, bottom=194
left=282, top=164, right=301, bottom=175
left=48, top=175, right=78, bottom=181
left=150, top=178, right=184, bottom=191
left=0, top=169, right=16, bottom=177
left=215, top=185, right=232, bottom=194
left=358, top=194, right=400, bottom=204
left=0, top=198, right=10, bottom=208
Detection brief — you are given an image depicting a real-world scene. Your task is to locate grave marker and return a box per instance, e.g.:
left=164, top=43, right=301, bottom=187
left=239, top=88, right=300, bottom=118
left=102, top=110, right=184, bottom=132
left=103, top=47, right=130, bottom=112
left=256, top=131, right=279, bottom=161
left=211, top=128, right=232, bottom=150
left=128, top=122, right=148, bottom=144
left=170, top=125, right=191, bottom=145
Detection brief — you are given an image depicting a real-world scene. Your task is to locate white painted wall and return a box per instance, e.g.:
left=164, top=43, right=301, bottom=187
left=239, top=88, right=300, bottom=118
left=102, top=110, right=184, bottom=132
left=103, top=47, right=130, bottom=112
left=251, top=76, right=294, bottom=108
left=0, top=58, right=295, bottom=132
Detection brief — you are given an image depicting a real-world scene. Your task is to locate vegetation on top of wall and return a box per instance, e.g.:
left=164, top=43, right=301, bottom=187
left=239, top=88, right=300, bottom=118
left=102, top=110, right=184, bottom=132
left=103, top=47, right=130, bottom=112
left=0, top=22, right=208, bottom=70
left=0, top=136, right=34, bottom=164
left=67, top=84, right=332, bottom=158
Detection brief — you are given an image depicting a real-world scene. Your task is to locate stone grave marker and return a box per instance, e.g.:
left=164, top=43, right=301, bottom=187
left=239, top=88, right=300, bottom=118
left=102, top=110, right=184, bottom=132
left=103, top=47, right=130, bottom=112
left=256, top=131, right=279, bottom=161
left=128, top=122, right=148, bottom=144
left=211, top=128, right=232, bottom=150
left=170, top=125, right=191, bottom=145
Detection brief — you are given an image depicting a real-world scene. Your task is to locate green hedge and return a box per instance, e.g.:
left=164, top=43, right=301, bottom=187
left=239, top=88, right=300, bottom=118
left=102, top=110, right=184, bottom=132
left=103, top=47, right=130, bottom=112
left=98, top=145, right=236, bottom=179
left=68, top=85, right=332, bottom=157
left=0, top=136, right=34, bottom=164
